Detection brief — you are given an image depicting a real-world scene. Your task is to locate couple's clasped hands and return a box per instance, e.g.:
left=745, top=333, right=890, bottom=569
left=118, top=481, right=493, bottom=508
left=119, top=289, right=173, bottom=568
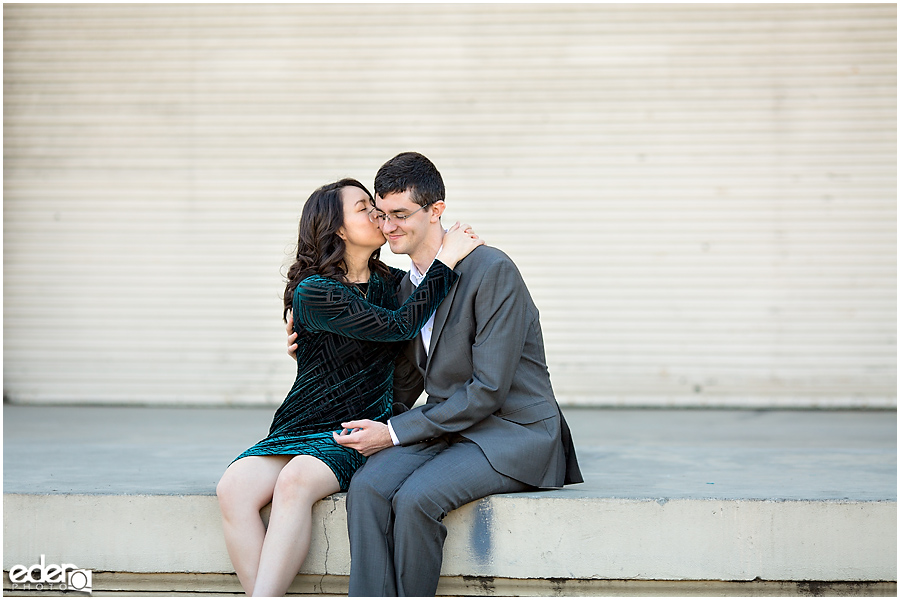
left=333, top=420, right=393, bottom=456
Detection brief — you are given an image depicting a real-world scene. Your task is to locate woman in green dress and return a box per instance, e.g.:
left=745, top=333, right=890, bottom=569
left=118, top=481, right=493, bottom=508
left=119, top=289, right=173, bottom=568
left=216, top=178, right=481, bottom=596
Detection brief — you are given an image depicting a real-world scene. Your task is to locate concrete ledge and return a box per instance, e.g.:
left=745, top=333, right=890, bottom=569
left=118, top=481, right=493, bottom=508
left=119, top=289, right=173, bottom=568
left=3, top=406, right=896, bottom=595
left=3, top=571, right=898, bottom=597
left=3, top=492, right=896, bottom=587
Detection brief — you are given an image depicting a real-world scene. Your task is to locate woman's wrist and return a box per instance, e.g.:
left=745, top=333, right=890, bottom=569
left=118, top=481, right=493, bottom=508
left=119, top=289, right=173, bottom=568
left=435, top=250, right=457, bottom=270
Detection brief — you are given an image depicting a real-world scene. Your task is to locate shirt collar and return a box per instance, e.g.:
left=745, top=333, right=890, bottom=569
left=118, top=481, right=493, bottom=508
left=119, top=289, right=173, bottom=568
left=409, top=244, right=443, bottom=286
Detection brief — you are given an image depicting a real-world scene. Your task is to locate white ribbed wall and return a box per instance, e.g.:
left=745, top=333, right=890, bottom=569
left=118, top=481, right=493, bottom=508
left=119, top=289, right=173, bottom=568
left=4, top=4, right=896, bottom=407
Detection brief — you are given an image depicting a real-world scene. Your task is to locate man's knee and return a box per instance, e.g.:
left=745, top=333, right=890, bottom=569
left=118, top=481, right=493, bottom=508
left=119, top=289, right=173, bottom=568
left=349, top=446, right=405, bottom=497
left=347, top=461, right=387, bottom=509
left=392, top=485, right=445, bottom=523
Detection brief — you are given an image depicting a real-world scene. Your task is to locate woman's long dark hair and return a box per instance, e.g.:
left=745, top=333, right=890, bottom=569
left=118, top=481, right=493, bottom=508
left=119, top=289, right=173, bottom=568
left=283, top=178, right=391, bottom=321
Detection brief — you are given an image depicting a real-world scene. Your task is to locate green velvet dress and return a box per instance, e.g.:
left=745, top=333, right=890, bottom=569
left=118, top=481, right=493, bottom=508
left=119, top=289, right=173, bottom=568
left=233, top=261, right=458, bottom=491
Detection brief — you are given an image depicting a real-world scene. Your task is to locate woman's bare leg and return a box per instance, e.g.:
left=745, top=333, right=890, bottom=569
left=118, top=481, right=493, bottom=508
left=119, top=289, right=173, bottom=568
left=251, top=455, right=340, bottom=597
left=217, top=455, right=291, bottom=594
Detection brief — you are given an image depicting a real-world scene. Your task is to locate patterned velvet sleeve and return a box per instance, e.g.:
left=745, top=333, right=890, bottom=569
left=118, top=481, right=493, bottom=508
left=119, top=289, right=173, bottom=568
left=294, top=261, right=458, bottom=342
left=387, top=266, right=407, bottom=286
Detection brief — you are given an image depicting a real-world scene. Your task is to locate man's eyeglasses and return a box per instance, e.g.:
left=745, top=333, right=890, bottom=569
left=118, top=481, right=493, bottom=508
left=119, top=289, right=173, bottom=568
left=368, top=204, right=430, bottom=225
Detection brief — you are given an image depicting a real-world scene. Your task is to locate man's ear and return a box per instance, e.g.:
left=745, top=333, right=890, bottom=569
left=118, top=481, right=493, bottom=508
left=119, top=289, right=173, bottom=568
left=429, top=201, right=446, bottom=222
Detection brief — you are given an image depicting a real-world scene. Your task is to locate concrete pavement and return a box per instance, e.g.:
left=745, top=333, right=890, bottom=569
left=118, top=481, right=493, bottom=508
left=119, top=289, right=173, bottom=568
left=3, top=405, right=895, bottom=501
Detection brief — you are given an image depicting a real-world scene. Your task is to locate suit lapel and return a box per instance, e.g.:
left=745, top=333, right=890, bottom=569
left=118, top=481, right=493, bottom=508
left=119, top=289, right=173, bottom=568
left=424, top=276, right=460, bottom=373
left=399, top=272, right=415, bottom=299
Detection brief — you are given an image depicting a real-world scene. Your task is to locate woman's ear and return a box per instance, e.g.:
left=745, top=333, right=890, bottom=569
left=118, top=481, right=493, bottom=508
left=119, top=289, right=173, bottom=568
left=337, top=226, right=347, bottom=240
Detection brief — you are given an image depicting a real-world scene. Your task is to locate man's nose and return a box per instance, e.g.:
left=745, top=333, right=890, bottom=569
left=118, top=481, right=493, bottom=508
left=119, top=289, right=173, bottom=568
left=381, top=219, right=398, bottom=233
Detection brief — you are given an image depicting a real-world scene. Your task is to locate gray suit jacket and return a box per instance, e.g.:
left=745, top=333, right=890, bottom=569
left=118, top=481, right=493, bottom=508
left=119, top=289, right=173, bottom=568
left=390, top=245, right=582, bottom=489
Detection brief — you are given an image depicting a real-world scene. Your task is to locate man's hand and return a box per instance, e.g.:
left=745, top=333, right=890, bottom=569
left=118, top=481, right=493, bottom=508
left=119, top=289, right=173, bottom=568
left=333, top=420, right=394, bottom=457
left=285, top=309, right=298, bottom=360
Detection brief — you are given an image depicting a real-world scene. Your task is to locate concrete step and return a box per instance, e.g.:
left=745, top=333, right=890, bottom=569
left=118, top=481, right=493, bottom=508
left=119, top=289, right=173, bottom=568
left=3, top=406, right=897, bottom=596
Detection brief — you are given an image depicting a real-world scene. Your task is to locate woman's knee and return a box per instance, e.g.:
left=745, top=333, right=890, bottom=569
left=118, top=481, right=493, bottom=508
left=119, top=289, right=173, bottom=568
left=216, top=468, right=248, bottom=514
left=217, top=460, right=276, bottom=514
left=273, top=457, right=337, bottom=505
left=273, top=466, right=306, bottom=503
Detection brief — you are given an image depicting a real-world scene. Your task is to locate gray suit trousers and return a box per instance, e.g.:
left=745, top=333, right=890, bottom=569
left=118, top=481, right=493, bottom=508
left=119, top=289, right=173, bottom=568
left=346, top=435, right=531, bottom=596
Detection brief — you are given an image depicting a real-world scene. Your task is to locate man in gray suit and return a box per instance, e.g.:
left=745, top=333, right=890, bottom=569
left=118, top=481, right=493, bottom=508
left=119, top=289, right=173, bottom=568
left=333, top=152, right=582, bottom=596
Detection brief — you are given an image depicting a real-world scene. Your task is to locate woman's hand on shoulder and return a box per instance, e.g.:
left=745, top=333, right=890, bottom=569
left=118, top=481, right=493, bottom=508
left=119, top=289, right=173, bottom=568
left=285, top=309, right=298, bottom=360
left=437, top=222, right=484, bottom=270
